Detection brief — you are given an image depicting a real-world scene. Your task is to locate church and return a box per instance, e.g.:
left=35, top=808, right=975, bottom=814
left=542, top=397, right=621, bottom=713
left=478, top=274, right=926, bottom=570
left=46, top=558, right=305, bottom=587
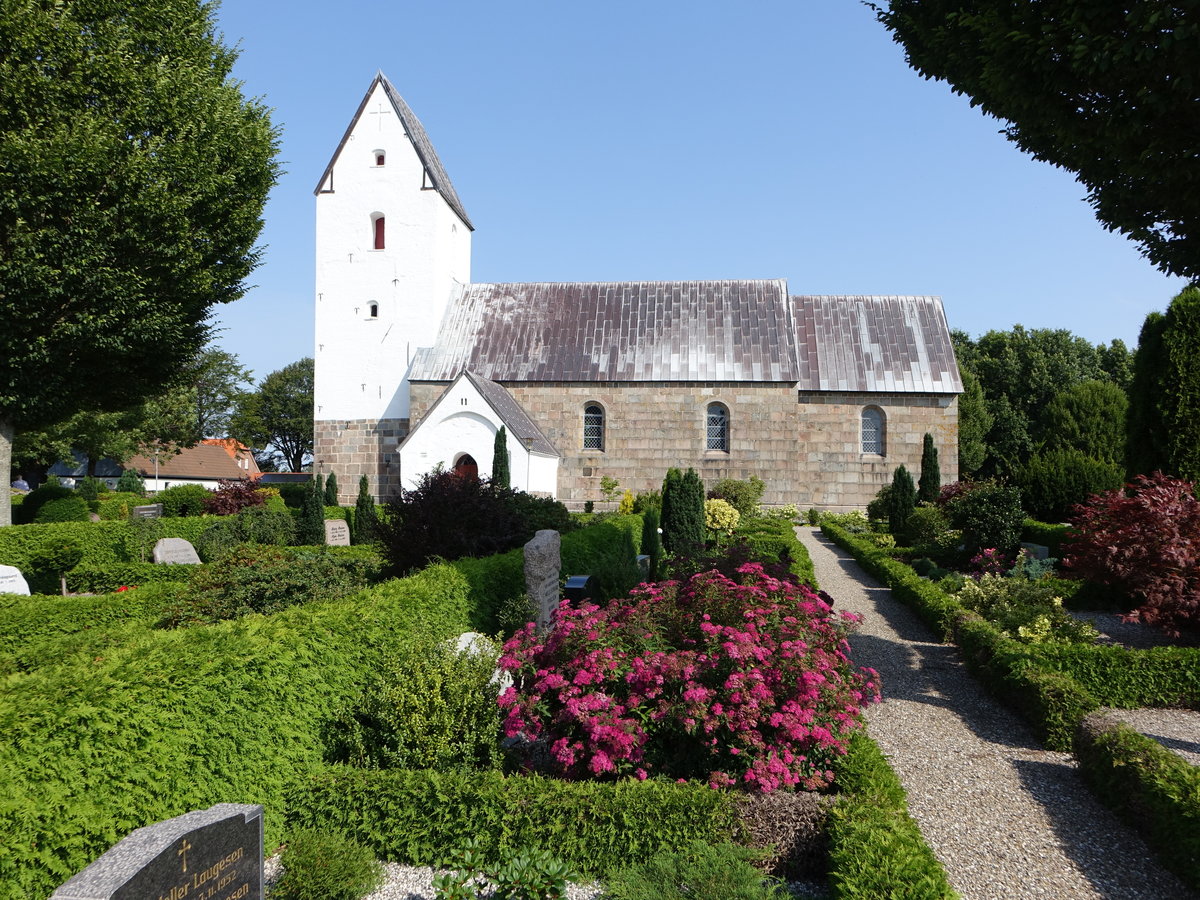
left=313, top=74, right=962, bottom=511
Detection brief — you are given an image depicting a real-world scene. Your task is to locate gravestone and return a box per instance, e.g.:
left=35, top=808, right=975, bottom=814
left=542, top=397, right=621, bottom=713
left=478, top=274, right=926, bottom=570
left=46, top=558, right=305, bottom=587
left=1020, top=542, right=1051, bottom=561
left=324, top=519, right=350, bottom=546
left=153, top=538, right=201, bottom=565
left=52, top=803, right=263, bottom=900
left=636, top=554, right=650, bottom=578
left=132, top=504, right=163, bottom=519
left=0, top=564, right=30, bottom=596
left=524, top=529, right=560, bottom=632
left=564, top=574, right=598, bottom=604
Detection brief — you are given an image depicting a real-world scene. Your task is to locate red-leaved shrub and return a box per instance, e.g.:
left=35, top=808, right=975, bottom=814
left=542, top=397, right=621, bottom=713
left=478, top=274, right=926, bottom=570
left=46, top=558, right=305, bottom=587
left=202, top=479, right=266, bottom=515
left=498, top=563, right=880, bottom=793
left=1063, top=472, right=1200, bottom=636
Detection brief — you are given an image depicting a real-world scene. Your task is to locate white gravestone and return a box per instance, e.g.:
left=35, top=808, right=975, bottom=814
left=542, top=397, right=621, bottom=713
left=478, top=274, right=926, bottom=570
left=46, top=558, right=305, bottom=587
left=324, top=519, right=350, bottom=546
left=0, top=565, right=30, bottom=595
left=153, top=538, right=201, bottom=565
left=524, top=529, right=561, bottom=633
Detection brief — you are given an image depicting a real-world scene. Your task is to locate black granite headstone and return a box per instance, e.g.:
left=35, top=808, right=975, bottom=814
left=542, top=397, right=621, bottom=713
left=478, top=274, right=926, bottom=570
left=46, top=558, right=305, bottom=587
left=51, top=804, right=263, bottom=900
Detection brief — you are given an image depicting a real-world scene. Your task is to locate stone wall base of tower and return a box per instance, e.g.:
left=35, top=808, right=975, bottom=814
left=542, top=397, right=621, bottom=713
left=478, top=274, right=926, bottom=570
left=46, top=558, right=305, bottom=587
left=314, top=417, right=409, bottom=504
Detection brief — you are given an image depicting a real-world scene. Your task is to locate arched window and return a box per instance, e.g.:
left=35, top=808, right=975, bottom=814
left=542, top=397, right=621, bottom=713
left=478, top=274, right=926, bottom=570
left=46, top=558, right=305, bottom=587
left=372, top=214, right=385, bottom=250
left=862, top=407, right=885, bottom=455
left=583, top=404, right=604, bottom=451
left=374, top=150, right=386, bottom=166
left=453, top=454, right=478, bottom=480
left=368, top=301, right=379, bottom=319
left=706, top=403, right=729, bottom=452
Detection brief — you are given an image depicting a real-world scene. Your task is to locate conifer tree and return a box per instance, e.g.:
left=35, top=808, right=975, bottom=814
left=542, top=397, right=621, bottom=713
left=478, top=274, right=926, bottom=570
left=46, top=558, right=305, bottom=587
left=918, top=433, right=941, bottom=503
left=888, top=465, right=917, bottom=542
left=297, top=477, right=326, bottom=545
left=492, top=426, right=510, bottom=488
left=660, top=468, right=682, bottom=552
left=314, top=473, right=325, bottom=508
left=324, top=470, right=339, bottom=506
left=353, top=475, right=378, bottom=545
left=679, top=468, right=708, bottom=551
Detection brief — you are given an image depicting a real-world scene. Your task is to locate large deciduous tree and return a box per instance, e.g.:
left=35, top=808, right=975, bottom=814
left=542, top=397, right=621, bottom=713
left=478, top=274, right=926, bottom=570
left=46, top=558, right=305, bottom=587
left=231, top=358, right=314, bottom=472
left=874, top=2, right=1200, bottom=279
left=0, top=0, right=278, bottom=525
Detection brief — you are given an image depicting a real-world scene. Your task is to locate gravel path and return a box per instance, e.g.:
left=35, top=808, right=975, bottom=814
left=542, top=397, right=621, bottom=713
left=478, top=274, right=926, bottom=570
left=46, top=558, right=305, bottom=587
left=796, top=527, right=1195, bottom=900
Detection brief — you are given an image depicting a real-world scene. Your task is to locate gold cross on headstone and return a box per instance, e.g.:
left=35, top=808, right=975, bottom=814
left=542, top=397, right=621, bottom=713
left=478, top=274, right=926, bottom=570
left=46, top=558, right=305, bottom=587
left=178, top=838, right=192, bottom=873
left=368, top=101, right=391, bottom=131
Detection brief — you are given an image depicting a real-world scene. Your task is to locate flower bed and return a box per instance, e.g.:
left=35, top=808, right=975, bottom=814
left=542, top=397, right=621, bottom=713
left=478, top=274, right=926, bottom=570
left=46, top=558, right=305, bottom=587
left=498, top=563, right=880, bottom=793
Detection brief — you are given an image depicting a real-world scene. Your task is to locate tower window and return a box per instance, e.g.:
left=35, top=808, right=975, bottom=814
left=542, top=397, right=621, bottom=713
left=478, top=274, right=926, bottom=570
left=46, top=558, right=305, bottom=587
left=372, top=215, right=385, bottom=250
left=862, top=407, right=886, bottom=455
left=706, top=403, right=729, bottom=452
left=583, top=404, right=604, bottom=451
left=368, top=302, right=379, bottom=319
left=374, top=150, right=386, bottom=166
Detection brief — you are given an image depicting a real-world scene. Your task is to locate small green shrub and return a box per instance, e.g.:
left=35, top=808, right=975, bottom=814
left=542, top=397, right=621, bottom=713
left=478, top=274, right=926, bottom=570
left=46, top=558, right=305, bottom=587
left=156, top=483, right=212, bottom=517
left=115, top=469, right=145, bottom=495
left=196, top=506, right=297, bottom=561
left=905, top=505, right=950, bottom=550
left=707, top=476, right=765, bottom=520
left=272, top=828, right=384, bottom=900
left=1022, top=519, right=1072, bottom=555
left=326, top=637, right=503, bottom=772
left=953, top=575, right=1099, bottom=645
left=434, top=838, right=575, bottom=900
left=604, top=841, right=786, bottom=900
left=279, top=482, right=309, bottom=508
left=95, top=493, right=144, bottom=520
left=34, top=496, right=91, bottom=523
left=1017, top=448, right=1124, bottom=523
left=945, top=480, right=1024, bottom=557
left=76, top=476, right=109, bottom=502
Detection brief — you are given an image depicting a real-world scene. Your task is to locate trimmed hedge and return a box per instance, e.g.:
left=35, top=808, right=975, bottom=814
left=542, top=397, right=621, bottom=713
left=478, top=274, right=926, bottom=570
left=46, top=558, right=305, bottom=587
left=285, top=767, right=739, bottom=879
left=1028, top=644, right=1200, bottom=710
left=0, top=564, right=473, bottom=899
left=1021, top=519, right=1072, bottom=556
left=0, top=584, right=185, bottom=670
left=0, top=518, right=214, bottom=570
left=65, top=563, right=190, bottom=595
left=1074, top=712, right=1200, bottom=893
left=828, top=732, right=958, bottom=899
left=735, top=518, right=817, bottom=588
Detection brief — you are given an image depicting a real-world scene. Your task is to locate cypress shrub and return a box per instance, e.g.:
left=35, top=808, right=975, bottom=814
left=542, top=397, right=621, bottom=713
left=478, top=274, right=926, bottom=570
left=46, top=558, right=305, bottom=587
left=296, top=479, right=327, bottom=546
left=887, top=466, right=916, bottom=542
left=492, top=425, right=510, bottom=489
left=677, top=468, right=707, bottom=552
left=324, top=471, right=340, bottom=506
left=660, top=468, right=682, bottom=553
left=641, top=507, right=662, bottom=581
left=115, top=469, right=145, bottom=495
left=917, top=434, right=941, bottom=503
left=1017, top=448, right=1123, bottom=522
left=353, top=475, right=378, bottom=545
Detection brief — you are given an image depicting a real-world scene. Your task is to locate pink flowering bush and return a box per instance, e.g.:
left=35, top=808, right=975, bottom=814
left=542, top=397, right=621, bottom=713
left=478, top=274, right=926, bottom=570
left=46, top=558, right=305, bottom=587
left=969, top=548, right=1011, bottom=578
left=497, top=563, right=880, bottom=793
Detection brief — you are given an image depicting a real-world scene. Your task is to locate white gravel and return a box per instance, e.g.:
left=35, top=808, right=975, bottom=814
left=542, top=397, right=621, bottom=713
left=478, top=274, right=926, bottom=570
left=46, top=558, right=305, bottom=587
left=796, top=527, right=1196, bottom=900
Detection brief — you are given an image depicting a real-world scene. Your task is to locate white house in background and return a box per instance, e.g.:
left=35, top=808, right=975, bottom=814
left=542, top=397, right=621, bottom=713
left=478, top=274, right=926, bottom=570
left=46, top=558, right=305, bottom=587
left=396, top=370, right=559, bottom=493
left=47, top=440, right=259, bottom=492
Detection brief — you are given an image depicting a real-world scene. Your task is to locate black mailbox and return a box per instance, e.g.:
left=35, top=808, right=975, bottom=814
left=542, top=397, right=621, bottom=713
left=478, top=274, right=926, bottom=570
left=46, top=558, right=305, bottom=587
left=563, top=575, right=597, bottom=604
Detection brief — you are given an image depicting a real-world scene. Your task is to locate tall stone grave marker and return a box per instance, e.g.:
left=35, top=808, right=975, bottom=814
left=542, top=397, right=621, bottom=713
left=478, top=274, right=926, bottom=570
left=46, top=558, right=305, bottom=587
left=0, top=564, right=30, bottom=595
left=524, top=529, right=560, bottom=633
left=52, top=803, right=263, bottom=900
left=153, top=538, right=201, bottom=565
left=324, top=519, right=350, bottom=546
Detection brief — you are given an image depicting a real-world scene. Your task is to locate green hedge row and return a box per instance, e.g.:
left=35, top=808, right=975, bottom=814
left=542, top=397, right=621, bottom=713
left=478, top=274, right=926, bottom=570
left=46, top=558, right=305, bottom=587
left=1021, top=519, right=1072, bottom=555
left=0, top=563, right=474, bottom=900
left=65, top=562, right=190, bottom=594
left=736, top=517, right=817, bottom=587
left=0, top=518, right=214, bottom=570
left=0, top=584, right=185, bottom=672
left=285, top=767, right=739, bottom=879
left=828, top=732, right=959, bottom=899
left=1075, top=713, right=1200, bottom=892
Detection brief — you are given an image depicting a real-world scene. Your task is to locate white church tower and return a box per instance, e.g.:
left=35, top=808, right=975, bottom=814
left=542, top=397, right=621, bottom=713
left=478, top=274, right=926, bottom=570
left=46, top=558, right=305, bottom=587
left=313, top=73, right=472, bottom=500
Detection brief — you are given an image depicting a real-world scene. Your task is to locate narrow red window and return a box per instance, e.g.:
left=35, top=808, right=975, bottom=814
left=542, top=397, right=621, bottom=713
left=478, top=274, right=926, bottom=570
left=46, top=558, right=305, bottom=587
left=376, top=152, right=386, bottom=166
left=373, top=216, right=385, bottom=250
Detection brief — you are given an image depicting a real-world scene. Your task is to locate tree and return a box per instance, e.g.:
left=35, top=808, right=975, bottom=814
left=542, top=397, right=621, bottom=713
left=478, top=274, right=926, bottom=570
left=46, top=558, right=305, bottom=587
left=676, top=468, right=708, bottom=553
left=918, top=433, right=940, bottom=503
left=956, top=370, right=991, bottom=478
left=324, top=471, right=340, bottom=506
left=1158, top=287, right=1200, bottom=482
left=231, top=358, right=314, bottom=472
left=492, top=426, right=510, bottom=489
left=640, top=507, right=661, bottom=582
left=353, top=475, right=378, bottom=545
left=1041, top=380, right=1128, bottom=464
left=888, top=465, right=916, bottom=542
left=296, top=478, right=326, bottom=546
left=188, top=349, right=253, bottom=440
left=874, top=2, right=1200, bottom=279
left=0, top=1, right=278, bottom=525
left=1126, top=311, right=1169, bottom=478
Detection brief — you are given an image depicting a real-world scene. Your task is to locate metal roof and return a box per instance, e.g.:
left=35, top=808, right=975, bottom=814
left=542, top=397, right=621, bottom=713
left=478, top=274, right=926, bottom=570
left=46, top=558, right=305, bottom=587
left=792, top=295, right=963, bottom=394
left=409, top=279, right=799, bottom=383
left=314, top=73, right=473, bottom=230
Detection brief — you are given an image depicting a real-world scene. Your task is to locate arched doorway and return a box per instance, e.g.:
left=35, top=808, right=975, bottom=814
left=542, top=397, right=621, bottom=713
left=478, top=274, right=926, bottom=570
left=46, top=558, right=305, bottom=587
left=452, top=453, right=478, bottom=480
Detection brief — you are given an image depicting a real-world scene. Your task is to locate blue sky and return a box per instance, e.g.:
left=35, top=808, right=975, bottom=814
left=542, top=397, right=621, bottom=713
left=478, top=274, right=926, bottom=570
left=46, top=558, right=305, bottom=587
left=210, top=0, right=1185, bottom=385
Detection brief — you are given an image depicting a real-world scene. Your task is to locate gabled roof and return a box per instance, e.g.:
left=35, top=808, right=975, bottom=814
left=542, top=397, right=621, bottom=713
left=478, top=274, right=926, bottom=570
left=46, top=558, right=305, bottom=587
left=409, top=280, right=799, bottom=383
left=400, top=370, right=559, bottom=457
left=792, top=295, right=963, bottom=394
left=314, top=72, right=473, bottom=230
left=126, top=444, right=256, bottom=481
